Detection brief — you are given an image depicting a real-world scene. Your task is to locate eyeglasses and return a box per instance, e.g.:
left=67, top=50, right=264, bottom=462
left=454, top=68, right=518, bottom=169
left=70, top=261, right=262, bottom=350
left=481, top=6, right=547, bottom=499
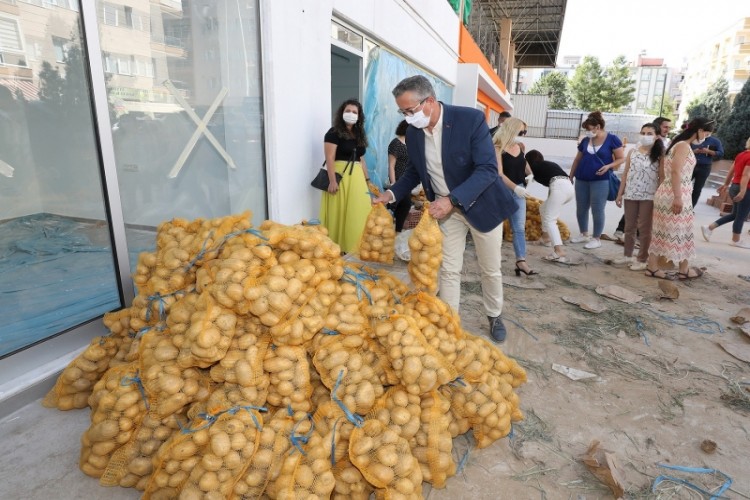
left=398, top=98, right=428, bottom=116
left=518, top=130, right=527, bottom=136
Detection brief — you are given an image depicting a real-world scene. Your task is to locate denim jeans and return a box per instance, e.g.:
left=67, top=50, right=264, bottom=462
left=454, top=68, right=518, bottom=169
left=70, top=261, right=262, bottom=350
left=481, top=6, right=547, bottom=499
left=714, top=184, right=750, bottom=235
left=574, top=178, right=609, bottom=237
left=691, top=163, right=712, bottom=207
left=509, top=193, right=527, bottom=260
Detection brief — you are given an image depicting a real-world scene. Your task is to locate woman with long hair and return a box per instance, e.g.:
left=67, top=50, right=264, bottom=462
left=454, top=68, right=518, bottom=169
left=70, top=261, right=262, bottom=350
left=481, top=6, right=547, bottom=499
left=320, top=98, right=372, bottom=253
left=613, top=123, right=664, bottom=270
left=646, top=117, right=710, bottom=280
left=568, top=111, right=625, bottom=249
left=701, top=136, right=750, bottom=248
left=387, top=120, right=412, bottom=232
left=493, top=117, right=537, bottom=276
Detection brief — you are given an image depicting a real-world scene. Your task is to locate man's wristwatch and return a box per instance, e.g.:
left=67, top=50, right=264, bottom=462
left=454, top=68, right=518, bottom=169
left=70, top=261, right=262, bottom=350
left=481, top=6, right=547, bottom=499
left=448, top=194, right=461, bottom=207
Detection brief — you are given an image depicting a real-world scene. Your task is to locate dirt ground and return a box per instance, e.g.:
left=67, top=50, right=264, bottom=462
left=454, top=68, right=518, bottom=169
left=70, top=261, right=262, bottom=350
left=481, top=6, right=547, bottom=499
left=419, top=231, right=750, bottom=499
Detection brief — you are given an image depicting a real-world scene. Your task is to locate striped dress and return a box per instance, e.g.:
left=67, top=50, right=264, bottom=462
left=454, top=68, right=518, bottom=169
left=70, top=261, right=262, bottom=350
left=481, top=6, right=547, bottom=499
left=649, top=145, right=696, bottom=263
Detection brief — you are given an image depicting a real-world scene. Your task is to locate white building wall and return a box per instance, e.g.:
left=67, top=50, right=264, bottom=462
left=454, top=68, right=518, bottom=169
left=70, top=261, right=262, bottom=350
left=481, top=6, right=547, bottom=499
left=260, top=0, right=459, bottom=225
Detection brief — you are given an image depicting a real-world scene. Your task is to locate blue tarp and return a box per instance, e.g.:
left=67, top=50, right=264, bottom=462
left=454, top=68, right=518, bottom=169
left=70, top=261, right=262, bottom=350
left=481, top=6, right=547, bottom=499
left=362, top=47, right=453, bottom=189
left=0, top=214, right=123, bottom=357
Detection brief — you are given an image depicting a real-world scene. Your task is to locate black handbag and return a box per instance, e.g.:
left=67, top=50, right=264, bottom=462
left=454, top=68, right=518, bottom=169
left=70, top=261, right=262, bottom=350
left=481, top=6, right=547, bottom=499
left=310, top=152, right=356, bottom=191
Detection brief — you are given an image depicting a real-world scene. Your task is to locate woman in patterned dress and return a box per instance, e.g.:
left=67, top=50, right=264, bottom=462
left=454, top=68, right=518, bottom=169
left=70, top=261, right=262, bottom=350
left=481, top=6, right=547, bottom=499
left=646, top=118, right=712, bottom=280
left=614, top=123, right=664, bottom=270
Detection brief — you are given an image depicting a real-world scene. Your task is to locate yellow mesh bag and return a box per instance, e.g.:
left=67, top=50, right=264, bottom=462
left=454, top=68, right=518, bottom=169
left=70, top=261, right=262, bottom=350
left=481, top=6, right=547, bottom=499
left=411, top=390, right=456, bottom=488
left=349, top=419, right=423, bottom=499
left=103, top=308, right=133, bottom=338
left=371, top=314, right=457, bottom=395
left=325, top=280, right=368, bottom=335
left=263, top=345, right=313, bottom=413
left=80, top=363, right=149, bottom=479
left=178, top=406, right=265, bottom=499
left=138, top=329, right=212, bottom=420
left=401, top=291, right=464, bottom=364
left=407, top=205, right=442, bottom=294
left=270, top=278, right=338, bottom=346
left=487, top=340, right=528, bottom=388
left=176, top=291, right=238, bottom=368
left=442, top=372, right=512, bottom=449
left=263, top=222, right=342, bottom=260
left=42, top=335, right=119, bottom=410
left=231, top=409, right=297, bottom=499
left=210, top=320, right=270, bottom=389
left=276, top=426, right=336, bottom=500
left=503, top=196, right=570, bottom=242
left=102, top=406, right=188, bottom=491
left=367, top=385, right=422, bottom=443
left=358, top=188, right=396, bottom=264
left=452, top=333, right=494, bottom=382
left=207, top=234, right=277, bottom=312
left=133, top=251, right=157, bottom=292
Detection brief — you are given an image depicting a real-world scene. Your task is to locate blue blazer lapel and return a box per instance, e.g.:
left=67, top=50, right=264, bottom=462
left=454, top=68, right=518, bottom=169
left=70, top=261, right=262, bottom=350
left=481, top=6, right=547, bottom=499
left=441, top=102, right=453, bottom=164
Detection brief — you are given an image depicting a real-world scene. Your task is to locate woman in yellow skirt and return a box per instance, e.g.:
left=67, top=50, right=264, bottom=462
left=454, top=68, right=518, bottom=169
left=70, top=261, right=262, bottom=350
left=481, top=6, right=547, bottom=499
left=320, top=98, right=372, bottom=253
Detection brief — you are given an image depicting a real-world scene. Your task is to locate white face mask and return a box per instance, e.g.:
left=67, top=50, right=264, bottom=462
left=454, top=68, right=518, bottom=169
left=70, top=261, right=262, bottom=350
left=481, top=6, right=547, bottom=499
left=404, top=108, right=431, bottom=129
left=584, top=130, right=595, bottom=138
left=639, top=135, right=655, bottom=146
left=342, top=112, right=358, bottom=124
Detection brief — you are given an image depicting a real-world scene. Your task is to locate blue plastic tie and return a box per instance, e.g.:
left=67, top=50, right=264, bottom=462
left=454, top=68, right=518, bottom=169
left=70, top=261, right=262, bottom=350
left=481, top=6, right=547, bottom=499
left=145, top=292, right=167, bottom=322
left=120, top=371, right=150, bottom=410
left=332, top=370, right=364, bottom=427
left=652, top=463, right=732, bottom=499
left=321, top=328, right=339, bottom=335
left=227, top=405, right=268, bottom=430
left=449, top=376, right=467, bottom=388
left=635, top=318, right=650, bottom=346
left=305, top=219, right=321, bottom=226
left=330, top=418, right=342, bottom=466
left=184, top=230, right=214, bottom=271
left=503, top=316, right=539, bottom=342
left=289, top=415, right=315, bottom=456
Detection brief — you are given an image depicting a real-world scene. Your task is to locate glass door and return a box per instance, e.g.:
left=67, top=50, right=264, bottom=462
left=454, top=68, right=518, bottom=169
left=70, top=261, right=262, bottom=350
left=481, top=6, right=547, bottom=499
left=0, top=0, right=122, bottom=357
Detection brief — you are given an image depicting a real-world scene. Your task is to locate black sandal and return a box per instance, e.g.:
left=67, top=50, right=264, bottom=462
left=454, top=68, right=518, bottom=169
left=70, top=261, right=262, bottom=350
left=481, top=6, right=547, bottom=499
left=645, top=268, right=672, bottom=280
left=515, top=259, right=538, bottom=277
left=676, top=267, right=704, bottom=280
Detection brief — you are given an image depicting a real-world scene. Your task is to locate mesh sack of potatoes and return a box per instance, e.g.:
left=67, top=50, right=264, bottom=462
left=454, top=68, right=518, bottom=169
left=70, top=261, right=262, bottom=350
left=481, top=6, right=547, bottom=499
left=487, top=339, right=528, bottom=389
left=313, top=400, right=378, bottom=499
left=262, top=221, right=343, bottom=261
left=270, top=278, right=338, bottom=346
left=411, top=390, right=456, bottom=488
left=311, top=334, right=384, bottom=415
left=441, top=372, right=512, bottom=449
left=104, top=308, right=140, bottom=369
left=349, top=418, right=423, bottom=500
left=324, top=280, right=368, bottom=335
left=209, top=319, right=270, bottom=395
left=407, top=205, right=443, bottom=294
left=451, top=333, right=494, bottom=383
left=371, top=314, right=457, bottom=396
left=176, top=291, right=238, bottom=369
left=263, top=344, right=313, bottom=413
left=206, top=235, right=278, bottom=313
left=367, top=385, right=422, bottom=444
left=340, top=265, right=407, bottom=319
left=274, top=417, right=337, bottom=500
left=231, top=408, right=297, bottom=499
left=138, top=329, right=212, bottom=420
left=398, top=291, right=465, bottom=365
left=308, top=361, right=332, bottom=410
left=183, top=212, right=253, bottom=265
left=358, top=187, right=396, bottom=264
left=177, top=405, right=266, bottom=500
left=133, top=251, right=157, bottom=292
left=100, top=405, right=188, bottom=491
left=80, top=363, right=149, bottom=479
left=42, top=335, right=120, bottom=410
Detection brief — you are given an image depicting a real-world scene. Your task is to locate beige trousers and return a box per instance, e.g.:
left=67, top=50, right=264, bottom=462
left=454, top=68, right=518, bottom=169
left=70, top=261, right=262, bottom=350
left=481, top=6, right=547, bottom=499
left=438, top=210, right=504, bottom=317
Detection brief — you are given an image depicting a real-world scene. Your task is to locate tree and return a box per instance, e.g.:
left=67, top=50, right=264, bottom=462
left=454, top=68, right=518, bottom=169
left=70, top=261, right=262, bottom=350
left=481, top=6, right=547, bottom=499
left=645, top=93, right=676, bottom=123
left=686, top=96, right=708, bottom=122
left=601, top=55, right=635, bottom=112
left=568, top=56, right=606, bottom=111
left=528, top=71, right=570, bottom=110
left=703, top=77, right=730, bottom=130
left=717, top=78, right=750, bottom=159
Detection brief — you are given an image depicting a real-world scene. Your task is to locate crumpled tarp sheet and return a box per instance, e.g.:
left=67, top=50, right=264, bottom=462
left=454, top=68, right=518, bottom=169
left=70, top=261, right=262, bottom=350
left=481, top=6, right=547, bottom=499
left=0, top=214, right=123, bottom=357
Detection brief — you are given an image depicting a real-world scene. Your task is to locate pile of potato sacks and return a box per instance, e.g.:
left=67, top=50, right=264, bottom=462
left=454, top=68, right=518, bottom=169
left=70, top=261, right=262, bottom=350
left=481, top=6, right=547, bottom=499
left=44, top=211, right=527, bottom=499
left=503, top=196, right=571, bottom=242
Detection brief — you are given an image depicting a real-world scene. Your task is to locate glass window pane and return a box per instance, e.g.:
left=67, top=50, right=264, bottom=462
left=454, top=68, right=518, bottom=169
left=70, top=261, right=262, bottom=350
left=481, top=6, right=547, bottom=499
left=95, top=0, right=266, bottom=271
left=0, top=1, right=123, bottom=357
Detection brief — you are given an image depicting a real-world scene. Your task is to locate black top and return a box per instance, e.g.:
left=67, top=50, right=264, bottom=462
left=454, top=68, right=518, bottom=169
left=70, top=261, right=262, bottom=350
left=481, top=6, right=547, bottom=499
left=388, top=138, right=410, bottom=180
left=501, top=150, right=527, bottom=185
left=324, top=128, right=366, bottom=161
left=528, top=160, right=568, bottom=187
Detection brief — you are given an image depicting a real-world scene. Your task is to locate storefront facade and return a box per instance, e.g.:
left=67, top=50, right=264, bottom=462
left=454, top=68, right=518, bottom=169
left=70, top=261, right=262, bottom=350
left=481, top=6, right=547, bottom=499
left=0, top=0, right=501, bottom=417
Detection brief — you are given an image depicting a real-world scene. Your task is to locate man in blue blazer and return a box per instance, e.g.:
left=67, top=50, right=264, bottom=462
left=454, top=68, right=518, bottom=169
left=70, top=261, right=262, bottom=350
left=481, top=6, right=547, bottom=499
left=373, top=75, right=517, bottom=343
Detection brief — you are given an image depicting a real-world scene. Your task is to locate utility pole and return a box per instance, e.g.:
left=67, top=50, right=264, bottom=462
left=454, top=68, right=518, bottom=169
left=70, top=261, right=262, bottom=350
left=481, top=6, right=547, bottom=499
left=658, top=68, right=668, bottom=116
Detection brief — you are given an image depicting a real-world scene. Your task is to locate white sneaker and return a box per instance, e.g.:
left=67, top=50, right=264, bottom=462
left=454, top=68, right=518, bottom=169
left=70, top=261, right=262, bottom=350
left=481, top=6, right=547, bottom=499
left=629, top=261, right=648, bottom=271
left=613, top=230, right=624, bottom=240
left=584, top=238, right=602, bottom=249
left=570, top=234, right=591, bottom=244
left=613, top=256, right=634, bottom=265
left=701, top=225, right=712, bottom=242
left=731, top=240, right=750, bottom=249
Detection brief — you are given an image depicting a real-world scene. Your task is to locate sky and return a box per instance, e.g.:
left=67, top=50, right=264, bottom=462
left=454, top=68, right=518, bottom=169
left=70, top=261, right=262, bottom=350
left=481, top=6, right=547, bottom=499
left=557, top=0, right=750, bottom=67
